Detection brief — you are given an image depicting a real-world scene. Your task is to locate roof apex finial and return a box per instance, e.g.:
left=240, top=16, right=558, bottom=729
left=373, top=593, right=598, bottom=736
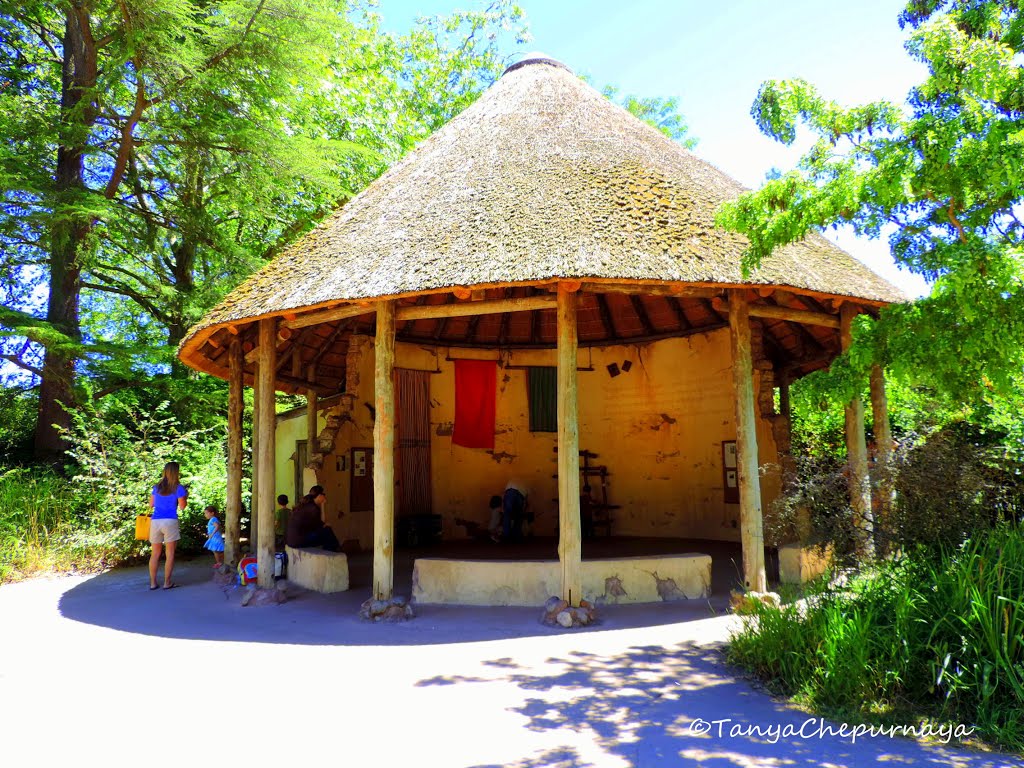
left=502, top=52, right=573, bottom=77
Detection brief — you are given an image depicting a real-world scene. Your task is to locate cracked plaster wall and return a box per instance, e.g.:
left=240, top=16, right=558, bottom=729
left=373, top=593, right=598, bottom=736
left=274, top=330, right=782, bottom=551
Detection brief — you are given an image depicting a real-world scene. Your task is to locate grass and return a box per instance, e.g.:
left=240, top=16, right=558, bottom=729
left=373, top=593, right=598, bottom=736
left=0, top=468, right=141, bottom=583
left=727, top=524, right=1024, bottom=753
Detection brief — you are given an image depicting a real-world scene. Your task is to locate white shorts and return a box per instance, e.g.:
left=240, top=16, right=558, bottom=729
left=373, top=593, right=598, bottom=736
left=149, top=518, right=181, bottom=545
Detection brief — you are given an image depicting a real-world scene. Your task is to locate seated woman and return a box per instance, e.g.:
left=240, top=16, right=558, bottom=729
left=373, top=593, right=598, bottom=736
left=285, top=485, right=341, bottom=552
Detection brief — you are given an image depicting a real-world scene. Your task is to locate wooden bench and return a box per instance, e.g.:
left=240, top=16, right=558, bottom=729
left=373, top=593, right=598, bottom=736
left=285, top=546, right=349, bottom=593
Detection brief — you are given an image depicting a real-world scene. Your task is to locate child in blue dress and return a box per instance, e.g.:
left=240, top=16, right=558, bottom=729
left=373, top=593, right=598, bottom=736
left=204, top=505, right=225, bottom=569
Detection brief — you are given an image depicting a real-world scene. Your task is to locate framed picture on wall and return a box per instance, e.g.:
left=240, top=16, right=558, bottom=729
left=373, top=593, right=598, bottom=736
left=723, top=441, right=737, bottom=469
left=722, top=441, right=739, bottom=504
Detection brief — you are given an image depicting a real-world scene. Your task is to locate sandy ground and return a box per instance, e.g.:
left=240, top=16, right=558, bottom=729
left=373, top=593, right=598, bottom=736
left=0, top=561, right=1018, bottom=768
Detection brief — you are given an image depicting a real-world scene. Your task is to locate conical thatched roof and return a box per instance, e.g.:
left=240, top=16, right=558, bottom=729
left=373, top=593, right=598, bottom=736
left=179, top=55, right=904, bottom=392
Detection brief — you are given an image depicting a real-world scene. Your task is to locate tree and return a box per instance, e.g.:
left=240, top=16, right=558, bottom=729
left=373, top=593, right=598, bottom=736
left=602, top=85, right=697, bottom=148
left=718, top=0, right=1024, bottom=408
left=1, top=0, right=360, bottom=458
left=0, top=0, right=529, bottom=458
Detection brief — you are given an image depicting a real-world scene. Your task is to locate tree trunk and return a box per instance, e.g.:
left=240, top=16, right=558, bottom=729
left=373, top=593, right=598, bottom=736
left=841, top=306, right=875, bottom=560
left=166, top=154, right=201, bottom=378
left=35, top=10, right=98, bottom=461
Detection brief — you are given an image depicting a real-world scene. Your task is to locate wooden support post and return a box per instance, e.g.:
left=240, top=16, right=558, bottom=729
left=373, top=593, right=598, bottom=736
left=557, top=287, right=582, bottom=606
left=869, top=364, right=893, bottom=554
left=251, top=380, right=260, bottom=557
left=225, top=340, right=243, bottom=568
left=841, top=306, right=875, bottom=559
left=372, top=301, right=397, bottom=601
left=729, top=290, right=767, bottom=592
left=255, top=318, right=277, bottom=588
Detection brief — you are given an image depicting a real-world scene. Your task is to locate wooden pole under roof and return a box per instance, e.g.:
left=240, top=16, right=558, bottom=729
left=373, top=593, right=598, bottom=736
left=557, top=285, right=582, bottom=606
left=372, top=300, right=397, bottom=601
left=225, top=339, right=243, bottom=568
left=729, top=290, right=767, bottom=592
left=256, top=318, right=277, bottom=588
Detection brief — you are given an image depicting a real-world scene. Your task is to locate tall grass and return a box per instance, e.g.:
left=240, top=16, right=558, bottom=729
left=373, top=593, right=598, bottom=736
left=728, top=524, right=1024, bottom=752
left=0, top=468, right=134, bottom=582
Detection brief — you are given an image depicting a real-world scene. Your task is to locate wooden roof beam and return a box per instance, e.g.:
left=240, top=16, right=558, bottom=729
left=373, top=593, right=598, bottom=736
left=711, top=297, right=839, bottom=329
left=497, top=303, right=512, bottom=345
left=276, top=326, right=317, bottom=373
left=629, top=294, right=656, bottom=336
left=397, top=294, right=555, bottom=321
left=465, top=312, right=483, bottom=343
left=668, top=296, right=693, bottom=331
left=276, top=373, right=335, bottom=397
left=595, top=293, right=618, bottom=340
left=308, top=320, right=350, bottom=369
left=749, top=304, right=839, bottom=329
left=581, top=282, right=721, bottom=298
left=284, top=303, right=374, bottom=329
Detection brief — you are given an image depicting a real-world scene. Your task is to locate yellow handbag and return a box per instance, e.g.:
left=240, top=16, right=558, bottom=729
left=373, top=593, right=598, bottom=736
left=134, top=513, right=151, bottom=541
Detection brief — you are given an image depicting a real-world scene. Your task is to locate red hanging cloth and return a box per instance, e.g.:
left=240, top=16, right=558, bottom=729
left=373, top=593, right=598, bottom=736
left=452, top=359, right=496, bottom=449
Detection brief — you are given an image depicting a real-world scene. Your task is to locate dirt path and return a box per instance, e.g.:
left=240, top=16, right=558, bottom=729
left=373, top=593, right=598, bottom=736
left=0, top=562, right=1016, bottom=767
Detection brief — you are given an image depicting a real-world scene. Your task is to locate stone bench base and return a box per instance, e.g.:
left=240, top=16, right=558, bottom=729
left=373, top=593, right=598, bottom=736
left=285, top=546, right=349, bottom=593
left=412, top=554, right=711, bottom=606
left=778, top=543, right=833, bottom=584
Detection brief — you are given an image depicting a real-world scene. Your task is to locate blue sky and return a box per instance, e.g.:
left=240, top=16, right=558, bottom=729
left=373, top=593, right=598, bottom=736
left=377, top=0, right=931, bottom=297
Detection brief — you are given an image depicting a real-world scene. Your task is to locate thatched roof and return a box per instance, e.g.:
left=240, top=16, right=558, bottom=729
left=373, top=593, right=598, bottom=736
left=179, top=55, right=905, bottom=391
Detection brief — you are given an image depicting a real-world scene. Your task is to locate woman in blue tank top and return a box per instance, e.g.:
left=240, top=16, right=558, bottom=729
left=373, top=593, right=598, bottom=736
left=148, top=461, right=188, bottom=590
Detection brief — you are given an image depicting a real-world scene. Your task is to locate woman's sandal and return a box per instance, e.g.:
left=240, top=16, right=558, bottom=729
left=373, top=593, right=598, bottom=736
left=162, top=583, right=178, bottom=590
left=149, top=585, right=159, bottom=591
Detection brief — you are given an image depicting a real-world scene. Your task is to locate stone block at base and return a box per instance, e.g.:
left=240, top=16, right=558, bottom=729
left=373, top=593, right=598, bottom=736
left=412, top=554, right=712, bottom=606
left=778, top=543, right=832, bottom=585
left=285, top=546, right=349, bottom=593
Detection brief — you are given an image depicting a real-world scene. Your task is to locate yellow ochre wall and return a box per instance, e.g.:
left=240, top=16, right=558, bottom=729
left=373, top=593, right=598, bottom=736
left=274, top=328, right=782, bottom=551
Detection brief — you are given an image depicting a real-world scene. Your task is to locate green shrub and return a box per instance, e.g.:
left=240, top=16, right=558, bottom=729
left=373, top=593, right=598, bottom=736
left=64, top=398, right=230, bottom=551
left=0, top=389, right=37, bottom=464
left=768, top=423, right=1024, bottom=559
left=0, top=467, right=110, bottom=581
left=728, top=524, right=1024, bottom=752
left=887, top=425, right=1024, bottom=549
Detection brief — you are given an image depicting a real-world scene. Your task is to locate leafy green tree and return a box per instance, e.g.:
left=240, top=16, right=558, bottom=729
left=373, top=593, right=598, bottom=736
left=0, top=0, right=528, bottom=458
left=1, top=0, right=362, bottom=457
left=602, top=85, right=697, bottom=148
left=718, top=0, right=1024, bottom=409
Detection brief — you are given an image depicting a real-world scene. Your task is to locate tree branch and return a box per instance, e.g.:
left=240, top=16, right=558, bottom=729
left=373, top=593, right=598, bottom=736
left=81, top=280, right=166, bottom=322
left=149, top=0, right=268, bottom=108
left=104, top=71, right=150, bottom=198
left=947, top=199, right=968, bottom=244
left=0, top=354, right=44, bottom=378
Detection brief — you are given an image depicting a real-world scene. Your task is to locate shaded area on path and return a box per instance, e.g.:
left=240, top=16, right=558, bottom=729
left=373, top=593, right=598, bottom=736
left=417, top=643, right=1019, bottom=767
left=55, top=537, right=754, bottom=647
left=55, top=560, right=735, bottom=647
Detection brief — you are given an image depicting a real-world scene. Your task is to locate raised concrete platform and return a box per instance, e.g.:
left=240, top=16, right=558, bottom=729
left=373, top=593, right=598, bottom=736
left=285, top=546, right=349, bottom=593
left=412, top=554, right=712, bottom=606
